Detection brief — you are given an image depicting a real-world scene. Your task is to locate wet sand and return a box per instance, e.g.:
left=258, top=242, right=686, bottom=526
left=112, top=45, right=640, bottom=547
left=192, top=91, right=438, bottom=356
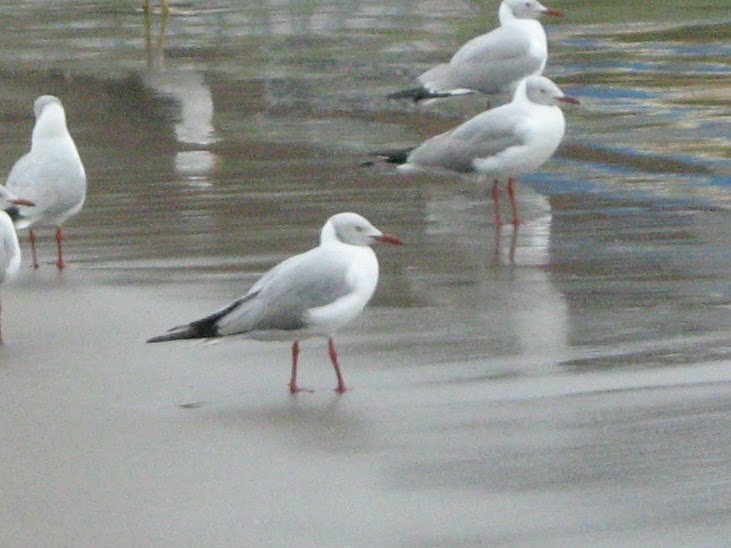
left=1, top=0, right=731, bottom=545
left=2, top=262, right=731, bottom=546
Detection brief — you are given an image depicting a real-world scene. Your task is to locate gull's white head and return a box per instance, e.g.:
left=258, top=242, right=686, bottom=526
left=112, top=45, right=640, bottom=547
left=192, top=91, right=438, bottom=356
left=519, top=75, right=580, bottom=106
left=501, top=0, right=563, bottom=20
left=320, top=212, right=403, bottom=247
left=32, top=95, right=69, bottom=140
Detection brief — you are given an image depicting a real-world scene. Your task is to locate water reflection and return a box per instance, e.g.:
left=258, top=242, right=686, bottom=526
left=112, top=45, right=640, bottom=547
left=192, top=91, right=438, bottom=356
left=143, top=31, right=218, bottom=182
left=401, top=182, right=568, bottom=369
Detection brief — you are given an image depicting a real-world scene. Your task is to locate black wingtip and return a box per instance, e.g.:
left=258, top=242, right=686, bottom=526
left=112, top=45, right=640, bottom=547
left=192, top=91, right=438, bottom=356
left=147, top=315, right=222, bottom=343
left=387, top=87, right=425, bottom=102
left=147, top=325, right=204, bottom=343
left=387, top=87, right=456, bottom=103
left=5, top=206, right=21, bottom=222
left=147, top=296, right=251, bottom=344
left=371, top=147, right=414, bottom=165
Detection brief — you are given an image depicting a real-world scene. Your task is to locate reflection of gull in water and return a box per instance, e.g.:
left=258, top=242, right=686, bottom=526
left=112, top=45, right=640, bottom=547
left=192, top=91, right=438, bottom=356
left=408, top=183, right=568, bottom=370
left=143, top=47, right=218, bottom=180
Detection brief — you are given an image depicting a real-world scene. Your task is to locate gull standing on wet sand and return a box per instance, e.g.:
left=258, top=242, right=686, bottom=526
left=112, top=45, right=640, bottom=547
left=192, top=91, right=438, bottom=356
left=388, top=0, right=562, bottom=103
left=377, top=76, right=579, bottom=226
left=5, top=95, right=87, bottom=270
left=0, top=187, right=35, bottom=343
left=147, top=212, right=403, bottom=394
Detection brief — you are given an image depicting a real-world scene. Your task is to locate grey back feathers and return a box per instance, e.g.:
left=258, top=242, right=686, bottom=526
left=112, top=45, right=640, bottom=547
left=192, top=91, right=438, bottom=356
left=147, top=212, right=390, bottom=343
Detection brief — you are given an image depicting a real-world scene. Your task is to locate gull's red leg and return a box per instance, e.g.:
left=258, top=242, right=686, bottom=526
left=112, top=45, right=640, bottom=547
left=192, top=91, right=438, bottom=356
left=507, top=177, right=520, bottom=226
left=289, top=341, right=300, bottom=393
left=29, top=229, right=39, bottom=269
left=491, top=179, right=502, bottom=226
left=328, top=338, right=348, bottom=393
left=55, top=227, right=65, bottom=270
left=289, top=341, right=313, bottom=394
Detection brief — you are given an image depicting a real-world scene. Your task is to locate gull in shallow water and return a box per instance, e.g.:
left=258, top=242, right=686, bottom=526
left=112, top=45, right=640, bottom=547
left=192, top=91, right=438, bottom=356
left=0, top=187, right=35, bottom=343
left=5, top=95, right=87, bottom=270
left=147, top=212, right=403, bottom=393
left=378, top=75, right=579, bottom=226
left=388, top=0, right=562, bottom=103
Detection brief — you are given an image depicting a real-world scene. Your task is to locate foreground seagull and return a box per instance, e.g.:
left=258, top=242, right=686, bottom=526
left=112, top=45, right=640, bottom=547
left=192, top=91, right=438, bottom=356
left=0, top=188, right=35, bottom=343
left=388, top=0, right=562, bottom=103
left=5, top=95, right=87, bottom=270
left=147, top=212, right=403, bottom=393
left=378, top=76, right=579, bottom=225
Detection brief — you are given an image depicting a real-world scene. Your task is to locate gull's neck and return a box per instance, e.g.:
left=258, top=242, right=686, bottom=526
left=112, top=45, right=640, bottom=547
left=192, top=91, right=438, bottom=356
left=511, top=79, right=531, bottom=105
left=499, top=3, right=545, bottom=31
left=498, top=3, right=514, bottom=25
left=32, top=103, right=69, bottom=142
left=320, top=221, right=341, bottom=246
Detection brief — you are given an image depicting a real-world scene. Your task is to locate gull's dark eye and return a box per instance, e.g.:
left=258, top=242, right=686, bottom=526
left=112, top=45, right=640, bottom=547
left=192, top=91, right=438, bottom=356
left=355, top=225, right=364, bottom=232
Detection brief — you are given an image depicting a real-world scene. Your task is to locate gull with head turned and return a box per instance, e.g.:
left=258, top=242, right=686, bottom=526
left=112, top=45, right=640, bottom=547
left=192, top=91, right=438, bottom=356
left=5, top=95, right=86, bottom=270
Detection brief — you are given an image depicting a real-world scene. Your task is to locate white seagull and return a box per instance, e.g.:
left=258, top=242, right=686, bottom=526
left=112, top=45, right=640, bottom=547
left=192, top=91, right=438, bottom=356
left=5, top=95, right=87, bottom=270
left=378, top=75, right=579, bottom=226
left=147, top=212, right=403, bottom=393
left=0, top=187, right=35, bottom=343
left=388, top=0, right=562, bottom=103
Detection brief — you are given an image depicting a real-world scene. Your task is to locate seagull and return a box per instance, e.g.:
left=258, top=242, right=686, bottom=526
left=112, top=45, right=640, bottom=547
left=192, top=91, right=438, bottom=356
left=377, top=76, right=579, bottom=226
left=387, top=0, right=562, bottom=103
left=5, top=95, right=87, bottom=270
left=147, top=212, right=403, bottom=394
left=0, top=188, right=35, bottom=344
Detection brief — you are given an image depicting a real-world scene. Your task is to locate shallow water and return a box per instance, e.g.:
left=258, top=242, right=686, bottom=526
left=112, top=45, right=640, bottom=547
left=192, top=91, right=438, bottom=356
left=1, top=1, right=730, bottom=545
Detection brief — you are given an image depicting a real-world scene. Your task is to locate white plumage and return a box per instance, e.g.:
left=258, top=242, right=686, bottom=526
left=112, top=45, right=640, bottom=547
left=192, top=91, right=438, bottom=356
left=388, top=0, right=562, bottom=103
left=148, top=212, right=403, bottom=393
left=382, top=76, right=579, bottom=225
left=5, top=95, right=86, bottom=269
left=0, top=187, right=35, bottom=343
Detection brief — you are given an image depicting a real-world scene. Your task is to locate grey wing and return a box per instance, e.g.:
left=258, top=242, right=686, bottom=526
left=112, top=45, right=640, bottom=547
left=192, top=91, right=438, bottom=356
left=215, top=249, right=354, bottom=336
left=433, top=28, right=541, bottom=93
left=4, top=154, right=39, bottom=225
left=5, top=152, right=36, bottom=194
left=451, top=27, right=534, bottom=66
left=408, top=110, right=525, bottom=172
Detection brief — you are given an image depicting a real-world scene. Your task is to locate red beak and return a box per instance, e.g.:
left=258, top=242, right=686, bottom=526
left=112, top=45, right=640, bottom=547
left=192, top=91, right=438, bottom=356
left=11, top=198, right=35, bottom=207
left=558, top=95, right=580, bottom=105
left=543, top=8, right=563, bottom=17
left=374, top=233, right=403, bottom=245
